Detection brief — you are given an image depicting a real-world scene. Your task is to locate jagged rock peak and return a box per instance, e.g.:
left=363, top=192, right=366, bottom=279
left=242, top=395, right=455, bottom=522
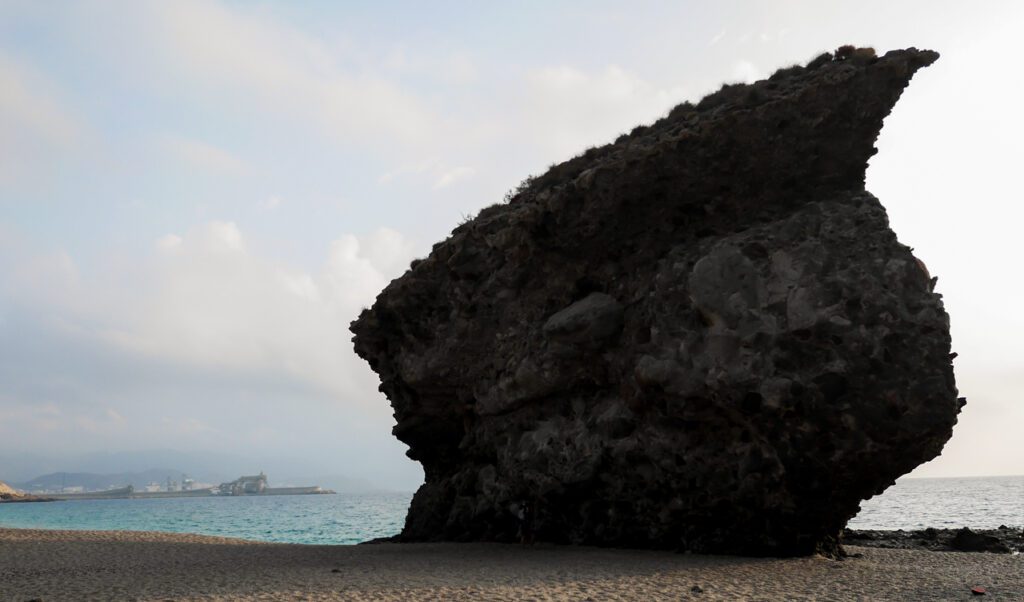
left=351, top=47, right=957, bottom=557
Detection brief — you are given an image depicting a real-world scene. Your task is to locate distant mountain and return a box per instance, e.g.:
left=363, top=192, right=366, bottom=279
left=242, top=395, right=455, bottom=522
left=14, top=469, right=400, bottom=494
left=0, top=448, right=415, bottom=492
left=15, top=469, right=193, bottom=492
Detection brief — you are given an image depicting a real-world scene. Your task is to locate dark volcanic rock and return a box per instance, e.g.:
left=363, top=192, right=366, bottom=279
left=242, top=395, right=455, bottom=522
left=351, top=47, right=960, bottom=556
left=950, top=528, right=1014, bottom=553
left=844, top=528, right=1021, bottom=554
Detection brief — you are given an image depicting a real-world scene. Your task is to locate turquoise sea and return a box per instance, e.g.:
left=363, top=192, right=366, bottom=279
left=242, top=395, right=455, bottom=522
left=0, top=492, right=411, bottom=544
left=1, top=477, right=1020, bottom=544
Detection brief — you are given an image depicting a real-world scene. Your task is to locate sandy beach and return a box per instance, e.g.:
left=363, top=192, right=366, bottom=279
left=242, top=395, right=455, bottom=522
left=0, top=528, right=1021, bottom=601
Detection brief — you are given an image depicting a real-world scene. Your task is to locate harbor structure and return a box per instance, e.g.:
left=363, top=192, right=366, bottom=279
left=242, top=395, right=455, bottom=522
left=42, top=473, right=333, bottom=501
left=219, top=473, right=268, bottom=495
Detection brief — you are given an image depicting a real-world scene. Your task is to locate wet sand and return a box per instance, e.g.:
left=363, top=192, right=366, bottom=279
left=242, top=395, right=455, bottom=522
left=1, top=528, right=1021, bottom=601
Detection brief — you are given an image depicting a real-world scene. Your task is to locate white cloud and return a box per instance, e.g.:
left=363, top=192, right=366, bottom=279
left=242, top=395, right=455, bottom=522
left=0, top=51, right=81, bottom=183
left=0, top=53, right=78, bottom=146
left=0, top=402, right=126, bottom=440
left=259, top=196, right=282, bottom=212
left=160, top=416, right=216, bottom=436
left=156, top=234, right=183, bottom=252
left=1, top=219, right=416, bottom=418
left=155, top=222, right=243, bottom=256
left=377, top=158, right=441, bottom=185
left=0, top=403, right=61, bottom=435
left=72, top=222, right=415, bottom=401
left=203, top=221, right=244, bottom=252
left=433, top=166, right=476, bottom=190
left=135, top=0, right=444, bottom=148
left=444, top=53, right=478, bottom=84
left=1, top=248, right=81, bottom=317
left=382, top=46, right=478, bottom=84
left=731, top=60, right=762, bottom=84
left=517, top=64, right=689, bottom=158
left=379, top=158, right=478, bottom=193
left=356, top=227, right=418, bottom=277
left=279, top=272, right=319, bottom=302
left=105, top=408, right=126, bottom=424
left=162, top=134, right=248, bottom=174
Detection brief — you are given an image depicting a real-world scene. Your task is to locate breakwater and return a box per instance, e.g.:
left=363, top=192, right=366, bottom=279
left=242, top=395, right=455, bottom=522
left=47, top=485, right=333, bottom=501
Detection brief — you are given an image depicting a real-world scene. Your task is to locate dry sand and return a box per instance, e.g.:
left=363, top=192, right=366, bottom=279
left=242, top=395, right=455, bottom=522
left=0, top=528, right=1021, bottom=601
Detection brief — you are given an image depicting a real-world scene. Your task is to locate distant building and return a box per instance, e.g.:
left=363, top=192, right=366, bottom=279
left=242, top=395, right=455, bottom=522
left=219, top=472, right=268, bottom=495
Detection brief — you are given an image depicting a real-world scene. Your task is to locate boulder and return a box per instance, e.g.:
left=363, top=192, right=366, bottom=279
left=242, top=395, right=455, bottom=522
left=351, top=47, right=961, bottom=556
left=950, top=528, right=1012, bottom=553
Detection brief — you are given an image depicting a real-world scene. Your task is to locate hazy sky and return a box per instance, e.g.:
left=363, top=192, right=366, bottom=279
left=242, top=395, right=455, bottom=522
left=1, top=1, right=1021, bottom=488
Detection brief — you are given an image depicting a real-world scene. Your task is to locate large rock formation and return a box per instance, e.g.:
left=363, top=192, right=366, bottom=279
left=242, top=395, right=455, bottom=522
left=351, top=47, right=961, bottom=556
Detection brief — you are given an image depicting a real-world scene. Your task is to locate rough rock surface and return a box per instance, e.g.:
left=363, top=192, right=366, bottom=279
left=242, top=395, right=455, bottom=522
left=351, top=47, right=961, bottom=556
left=845, top=528, right=1022, bottom=554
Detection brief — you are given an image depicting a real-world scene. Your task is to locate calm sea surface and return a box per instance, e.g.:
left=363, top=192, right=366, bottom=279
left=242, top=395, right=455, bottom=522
left=848, top=475, right=1023, bottom=530
left=0, top=493, right=411, bottom=544
left=1, top=477, right=1020, bottom=544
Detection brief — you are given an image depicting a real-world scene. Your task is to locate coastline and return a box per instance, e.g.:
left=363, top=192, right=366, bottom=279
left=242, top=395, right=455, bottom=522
left=0, top=495, right=56, bottom=503
left=1, top=528, right=1022, bottom=601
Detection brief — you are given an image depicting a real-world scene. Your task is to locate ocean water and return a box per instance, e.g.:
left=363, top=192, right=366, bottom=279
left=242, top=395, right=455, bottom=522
left=1, top=477, right=1020, bottom=544
left=848, top=475, right=1024, bottom=530
left=0, top=492, right=412, bottom=545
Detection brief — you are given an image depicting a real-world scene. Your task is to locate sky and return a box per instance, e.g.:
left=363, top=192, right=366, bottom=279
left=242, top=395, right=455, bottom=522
left=0, top=0, right=1021, bottom=489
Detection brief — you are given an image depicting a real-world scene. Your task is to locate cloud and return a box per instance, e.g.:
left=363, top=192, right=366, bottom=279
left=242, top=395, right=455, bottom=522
left=433, top=166, right=476, bottom=190
left=517, top=64, right=689, bottom=158
left=201, top=221, right=244, bottom=252
left=0, top=401, right=126, bottom=440
left=162, top=134, right=248, bottom=174
left=135, top=0, right=444, bottom=148
left=156, top=234, right=183, bottom=252
left=0, top=51, right=81, bottom=184
left=383, top=47, right=478, bottom=85
left=0, top=245, right=81, bottom=318
left=0, top=402, right=62, bottom=435
left=0, top=220, right=420, bottom=463
left=77, top=222, right=414, bottom=400
left=731, top=60, right=762, bottom=84
left=377, top=158, right=441, bottom=185
left=105, top=408, right=126, bottom=424
left=379, top=158, right=478, bottom=192
left=258, top=196, right=282, bottom=212
left=160, top=416, right=216, bottom=436
left=355, top=227, right=418, bottom=276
